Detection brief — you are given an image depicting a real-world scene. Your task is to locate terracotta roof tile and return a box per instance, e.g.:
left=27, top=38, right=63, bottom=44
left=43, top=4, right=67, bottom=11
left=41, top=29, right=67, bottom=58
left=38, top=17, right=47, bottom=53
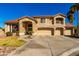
left=5, top=16, right=37, bottom=24
left=5, top=20, right=19, bottom=24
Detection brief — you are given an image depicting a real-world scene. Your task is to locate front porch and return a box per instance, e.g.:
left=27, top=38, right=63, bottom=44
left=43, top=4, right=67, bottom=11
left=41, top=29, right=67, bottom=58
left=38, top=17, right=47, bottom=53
left=5, top=17, right=37, bottom=36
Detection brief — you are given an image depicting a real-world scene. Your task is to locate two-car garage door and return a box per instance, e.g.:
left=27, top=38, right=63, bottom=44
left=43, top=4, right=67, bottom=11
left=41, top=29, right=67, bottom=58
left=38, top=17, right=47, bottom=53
left=37, top=28, right=54, bottom=36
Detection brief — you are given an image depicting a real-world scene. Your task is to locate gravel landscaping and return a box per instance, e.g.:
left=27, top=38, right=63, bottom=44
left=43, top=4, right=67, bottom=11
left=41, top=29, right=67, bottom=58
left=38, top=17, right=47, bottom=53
left=0, top=46, right=17, bottom=56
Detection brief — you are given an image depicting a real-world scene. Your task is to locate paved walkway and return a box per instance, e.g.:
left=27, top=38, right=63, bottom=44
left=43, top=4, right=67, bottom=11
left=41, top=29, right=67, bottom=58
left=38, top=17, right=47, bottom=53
left=12, top=35, right=79, bottom=56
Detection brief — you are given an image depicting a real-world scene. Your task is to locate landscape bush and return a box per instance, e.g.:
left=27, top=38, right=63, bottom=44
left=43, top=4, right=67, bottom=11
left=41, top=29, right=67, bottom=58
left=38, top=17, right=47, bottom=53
left=6, top=32, right=13, bottom=36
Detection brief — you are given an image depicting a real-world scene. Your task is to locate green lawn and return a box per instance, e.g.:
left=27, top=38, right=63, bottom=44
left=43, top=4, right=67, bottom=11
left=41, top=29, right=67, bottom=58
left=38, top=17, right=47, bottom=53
left=0, top=36, right=25, bottom=47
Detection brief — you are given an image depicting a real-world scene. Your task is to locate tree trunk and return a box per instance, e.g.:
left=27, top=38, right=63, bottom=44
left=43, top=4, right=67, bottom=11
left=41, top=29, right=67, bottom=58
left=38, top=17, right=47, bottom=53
left=77, top=10, right=79, bottom=36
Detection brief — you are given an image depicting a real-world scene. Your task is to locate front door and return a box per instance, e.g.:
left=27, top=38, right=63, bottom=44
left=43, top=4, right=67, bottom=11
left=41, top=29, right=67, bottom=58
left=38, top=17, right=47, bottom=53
left=27, top=24, right=32, bottom=32
left=23, top=22, right=32, bottom=35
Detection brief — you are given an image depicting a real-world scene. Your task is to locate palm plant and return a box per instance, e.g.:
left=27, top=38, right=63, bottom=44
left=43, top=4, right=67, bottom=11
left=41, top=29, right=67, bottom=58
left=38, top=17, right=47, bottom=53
left=67, top=4, right=79, bottom=36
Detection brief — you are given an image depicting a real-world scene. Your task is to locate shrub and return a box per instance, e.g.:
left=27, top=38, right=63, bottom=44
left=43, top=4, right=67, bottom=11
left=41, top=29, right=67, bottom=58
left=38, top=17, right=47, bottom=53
left=6, top=32, right=13, bottom=36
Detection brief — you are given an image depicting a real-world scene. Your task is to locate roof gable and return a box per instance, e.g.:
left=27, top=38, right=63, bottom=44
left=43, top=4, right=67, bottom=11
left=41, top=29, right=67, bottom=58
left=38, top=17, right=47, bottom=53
left=54, top=13, right=66, bottom=18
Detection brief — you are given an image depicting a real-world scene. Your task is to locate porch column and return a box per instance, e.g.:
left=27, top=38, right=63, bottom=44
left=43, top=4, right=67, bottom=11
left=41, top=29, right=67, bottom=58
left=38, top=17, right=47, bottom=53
left=5, top=24, right=7, bottom=33
left=32, top=22, right=37, bottom=35
left=10, top=24, right=12, bottom=32
left=19, top=21, right=25, bottom=36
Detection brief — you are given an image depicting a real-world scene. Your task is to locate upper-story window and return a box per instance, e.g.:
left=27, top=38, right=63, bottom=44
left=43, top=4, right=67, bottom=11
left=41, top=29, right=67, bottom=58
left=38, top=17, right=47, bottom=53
left=40, top=18, right=45, bottom=23
left=56, top=18, right=64, bottom=24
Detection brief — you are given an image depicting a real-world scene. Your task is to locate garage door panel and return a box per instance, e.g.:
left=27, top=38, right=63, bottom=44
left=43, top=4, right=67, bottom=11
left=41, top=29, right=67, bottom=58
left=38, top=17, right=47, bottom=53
left=55, top=30, right=60, bottom=35
left=55, top=28, right=63, bottom=35
left=37, top=30, right=51, bottom=35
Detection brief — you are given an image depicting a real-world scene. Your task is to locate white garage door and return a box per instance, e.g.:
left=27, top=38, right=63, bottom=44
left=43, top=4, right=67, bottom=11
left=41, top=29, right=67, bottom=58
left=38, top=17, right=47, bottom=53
left=37, top=30, right=51, bottom=36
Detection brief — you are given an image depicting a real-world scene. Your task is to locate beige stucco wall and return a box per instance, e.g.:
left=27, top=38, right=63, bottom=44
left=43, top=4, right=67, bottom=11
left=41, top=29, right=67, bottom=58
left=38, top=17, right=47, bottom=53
left=34, top=17, right=53, bottom=36
left=54, top=15, right=65, bottom=27
left=34, top=15, right=65, bottom=28
left=5, top=14, right=72, bottom=36
left=34, top=15, right=66, bottom=36
left=34, top=18, right=53, bottom=28
left=19, top=17, right=37, bottom=36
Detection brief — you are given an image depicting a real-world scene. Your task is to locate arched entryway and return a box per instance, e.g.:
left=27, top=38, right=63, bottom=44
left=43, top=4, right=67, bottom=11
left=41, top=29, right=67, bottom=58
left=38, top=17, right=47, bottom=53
left=55, top=27, right=64, bottom=35
left=23, top=21, right=33, bottom=35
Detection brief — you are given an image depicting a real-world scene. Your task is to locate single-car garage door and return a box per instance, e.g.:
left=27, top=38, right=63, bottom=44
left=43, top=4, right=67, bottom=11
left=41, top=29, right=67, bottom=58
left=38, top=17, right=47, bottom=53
left=37, top=28, right=54, bottom=36
left=55, top=28, right=63, bottom=35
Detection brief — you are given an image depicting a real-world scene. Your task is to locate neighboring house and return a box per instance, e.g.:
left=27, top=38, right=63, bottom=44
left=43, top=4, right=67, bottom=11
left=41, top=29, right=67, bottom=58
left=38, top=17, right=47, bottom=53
left=5, top=13, right=74, bottom=36
left=0, top=27, right=5, bottom=38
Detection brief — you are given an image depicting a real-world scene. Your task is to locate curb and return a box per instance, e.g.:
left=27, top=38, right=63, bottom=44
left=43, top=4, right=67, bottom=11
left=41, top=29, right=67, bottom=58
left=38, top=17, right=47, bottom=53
left=60, top=47, right=79, bottom=56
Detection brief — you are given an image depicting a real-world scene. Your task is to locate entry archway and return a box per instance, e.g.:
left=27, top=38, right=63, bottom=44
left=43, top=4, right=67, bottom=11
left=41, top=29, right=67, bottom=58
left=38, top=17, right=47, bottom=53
left=23, top=21, right=33, bottom=35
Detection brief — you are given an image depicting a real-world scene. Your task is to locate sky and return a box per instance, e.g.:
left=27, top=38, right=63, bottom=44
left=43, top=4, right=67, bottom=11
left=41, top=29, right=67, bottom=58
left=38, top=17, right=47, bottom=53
left=0, top=3, right=77, bottom=27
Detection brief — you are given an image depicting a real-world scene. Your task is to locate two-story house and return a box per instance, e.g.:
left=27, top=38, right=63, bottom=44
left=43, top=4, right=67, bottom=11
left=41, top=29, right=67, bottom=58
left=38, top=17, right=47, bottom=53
left=5, top=13, right=74, bottom=36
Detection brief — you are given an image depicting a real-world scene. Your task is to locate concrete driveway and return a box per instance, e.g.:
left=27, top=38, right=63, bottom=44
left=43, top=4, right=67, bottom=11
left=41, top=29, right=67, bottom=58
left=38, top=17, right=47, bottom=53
left=12, top=35, right=79, bottom=56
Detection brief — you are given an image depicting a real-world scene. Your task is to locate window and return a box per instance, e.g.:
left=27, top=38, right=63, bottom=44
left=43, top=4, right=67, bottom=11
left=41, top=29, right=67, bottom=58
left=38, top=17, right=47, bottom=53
left=56, top=18, right=63, bottom=24
left=40, top=18, right=45, bottom=23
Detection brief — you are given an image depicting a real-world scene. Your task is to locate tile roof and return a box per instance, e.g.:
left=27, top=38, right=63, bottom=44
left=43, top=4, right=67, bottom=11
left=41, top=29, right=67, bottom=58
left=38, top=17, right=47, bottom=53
left=5, top=13, right=66, bottom=24
left=5, top=16, right=37, bottom=24
left=65, top=23, right=74, bottom=28
left=5, top=20, right=19, bottom=24
left=33, top=13, right=66, bottom=18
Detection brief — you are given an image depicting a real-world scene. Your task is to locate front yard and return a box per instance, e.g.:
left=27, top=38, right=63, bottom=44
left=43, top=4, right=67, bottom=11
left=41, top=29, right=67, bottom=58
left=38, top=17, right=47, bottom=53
left=0, top=36, right=25, bottom=47
left=0, top=36, right=25, bottom=55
